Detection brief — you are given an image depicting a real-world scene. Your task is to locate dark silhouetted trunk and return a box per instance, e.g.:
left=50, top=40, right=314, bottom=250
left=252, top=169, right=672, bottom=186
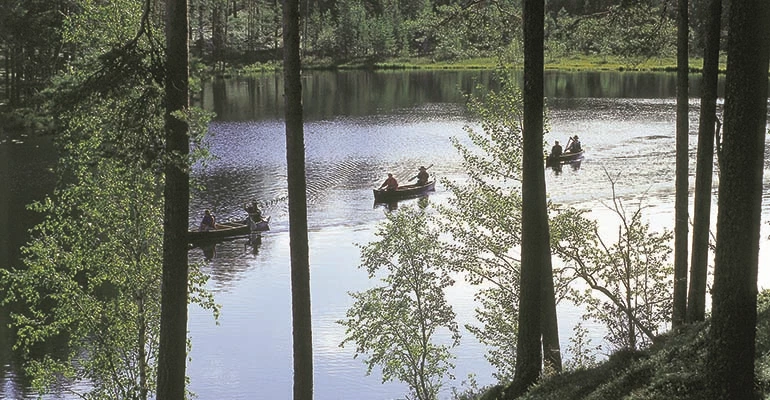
left=707, top=1, right=769, bottom=398
left=541, top=264, right=562, bottom=373
left=671, top=0, right=688, bottom=328
left=687, top=0, right=722, bottom=324
left=507, top=0, right=555, bottom=396
left=283, top=0, right=313, bottom=399
left=157, top=0, right=190, bottom=399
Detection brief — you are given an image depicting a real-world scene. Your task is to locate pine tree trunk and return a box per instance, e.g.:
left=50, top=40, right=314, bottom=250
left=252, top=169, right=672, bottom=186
left=157, top=0, right=190, bottom=399
left=671, top=0, right=689, bottom=328
left=687, top=0, right=721, bottom=324
left=707, top=1, right=769, bottom=398
left=507, top=0, right=549, bottom=396
left=283, top=0, right=313, bottom=399
left=541, top=268, right=562, bottom=373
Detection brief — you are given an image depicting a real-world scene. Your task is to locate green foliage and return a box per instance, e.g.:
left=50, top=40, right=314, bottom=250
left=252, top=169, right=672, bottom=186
left=437, top=68, right=529, bottom=382
left=601, top=4, right=676, bottom=66
left=756, top=290, right=770, bottom=395
left=546, top=3, right=676, bottom=67
left=1, top=93, right=216, bottom=400
left=551, top=174, right=674, bottom=351
left=3, top=157, right=161, bottom=398
left=62, top=0, right=148, bottom=57
left=564, top=323, right=601, bottom=371
left=433, top=1, right=522, bottom=62
left=437, top=66, right=674, bottom=385
left=306, top=10, right=339, bottom=60
left=335, top=0, right=373, bottom=60
left=0, top=1, right=217, bottom=398
left=339, top=206, right=459, bottom=400
left=0, top=0, right=72, bottom=106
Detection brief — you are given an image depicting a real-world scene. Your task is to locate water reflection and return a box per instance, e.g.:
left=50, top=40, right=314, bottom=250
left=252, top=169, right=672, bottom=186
left=373, top=195, right=432, bottom=211
left=570, top=159, right=583, bottom=171
left=247, top=233, right=263, bottom=255
left=198, top=70, right=725, bottom=122
left=192, top=232, right=265, bottom=262
left=200, top=243, right=216, bottom=261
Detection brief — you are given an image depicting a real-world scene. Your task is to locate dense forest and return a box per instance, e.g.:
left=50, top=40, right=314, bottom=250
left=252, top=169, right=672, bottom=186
left=0, top=0, right=720, bottom=109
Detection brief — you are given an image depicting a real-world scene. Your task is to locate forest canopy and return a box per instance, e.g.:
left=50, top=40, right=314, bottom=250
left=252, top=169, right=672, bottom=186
left=0, top=0, right=717, bottom=109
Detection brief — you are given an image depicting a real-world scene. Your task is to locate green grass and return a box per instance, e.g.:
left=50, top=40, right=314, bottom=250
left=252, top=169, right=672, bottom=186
left=231, top=54, right=728, bottom=76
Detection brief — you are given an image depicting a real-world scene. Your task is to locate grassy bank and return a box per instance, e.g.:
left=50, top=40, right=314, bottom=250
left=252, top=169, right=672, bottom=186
left=476, top=290, right=770, bottom=400
left=230, top=54, right=726, bottom=76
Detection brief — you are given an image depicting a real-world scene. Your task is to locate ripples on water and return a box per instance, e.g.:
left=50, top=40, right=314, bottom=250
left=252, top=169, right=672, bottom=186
left=185, top=94, right=770, bottom=400
left=188, top=96, right=682, bottom=400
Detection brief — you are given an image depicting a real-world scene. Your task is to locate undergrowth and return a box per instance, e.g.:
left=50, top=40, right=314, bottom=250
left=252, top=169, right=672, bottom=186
left=470, top=290, right=770, bottom=400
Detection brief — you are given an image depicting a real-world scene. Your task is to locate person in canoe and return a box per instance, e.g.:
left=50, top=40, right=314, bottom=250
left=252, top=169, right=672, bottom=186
left=379, top=173, right=398, bottom=191
left=550, top=140, right=563, bottom=158
left=416, top=166, right=429, bottom=186
left=565, top=135, right=582, bottom=153
left=200, top=209, right=216, bottom=231
left=244, top=200, right=263, bottom=223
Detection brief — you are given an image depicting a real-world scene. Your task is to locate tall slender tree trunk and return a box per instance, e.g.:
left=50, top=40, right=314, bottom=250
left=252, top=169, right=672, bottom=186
left=196, top=0, right=206, bottom=58
left=687, top=0, right=722, bottom=324
left=671, top=0, right=688, bottom=328
left=507, top=0, right=552, bottom=396
left=157, top=0, right=190, bottom=399
left=212, top=1, right=225, bottom=68
left=3, top=46, right=9, bottom=105
left=541, top=264, right=561, bottom=373
left=707, top=1, right=769, bottom=398
left=283, top=0, right=313, bottom=399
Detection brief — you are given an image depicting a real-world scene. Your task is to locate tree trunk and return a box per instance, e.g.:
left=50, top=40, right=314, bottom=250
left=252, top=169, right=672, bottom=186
left=686, top=0, right=721, bottom=324
left=3, top=45, right=9, bottom=105
left=196, top=0, right=206, bottom=58
left=156, top=1, right=190, bottom=399
left=541, top=265, right=562, bottom=373
left=707, top=1, right=769, bottom=398
left=671, top=0, right=688, bottom=328
left=283, top=0, right=313, bottom=399
left=507, top=0, right=550, bottom=396
left=212, top=1, right=225, bottom=68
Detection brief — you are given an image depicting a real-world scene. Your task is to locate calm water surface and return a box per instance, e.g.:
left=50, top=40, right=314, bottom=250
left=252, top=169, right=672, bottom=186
left=3, top=70, right=770, bottom=400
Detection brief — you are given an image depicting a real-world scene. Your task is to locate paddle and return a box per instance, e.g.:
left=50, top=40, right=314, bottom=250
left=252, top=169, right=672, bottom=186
left=408, top=164, right=434, bottom=182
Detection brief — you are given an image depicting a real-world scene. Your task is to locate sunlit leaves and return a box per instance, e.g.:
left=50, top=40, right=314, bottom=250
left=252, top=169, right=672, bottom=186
left=340, top=207, right=459, bottom=400
left=0, top=2, right=216, bottom=397
left=432, top=68, right=530, bottom=383
left=550, top=179, right=674, bottom=351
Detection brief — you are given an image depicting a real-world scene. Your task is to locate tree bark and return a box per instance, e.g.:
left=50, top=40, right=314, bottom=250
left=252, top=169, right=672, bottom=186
left=541, top=263, right=562, bottom=373
left=671, top=0, right=688, bottom=328
left=283, top=0, right=313, bottom=399
left=507, top=0, right=552, bottom=396
left=707, top=1, right=769, bottom=398
left=157, top=0, right=190, bottom=399
left=686, top=0, right=721, bottom=324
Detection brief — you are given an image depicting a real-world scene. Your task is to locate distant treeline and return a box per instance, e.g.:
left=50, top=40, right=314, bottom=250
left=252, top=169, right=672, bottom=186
left=0, top=0, right=723, bottom=108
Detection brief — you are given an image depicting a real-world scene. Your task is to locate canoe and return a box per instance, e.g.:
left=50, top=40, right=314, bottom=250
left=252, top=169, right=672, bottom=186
left=373, top=180, right=436, bottom=203
left=546, top=149, right=584, bottom=167
left=188, top=216, right=270, bottom=243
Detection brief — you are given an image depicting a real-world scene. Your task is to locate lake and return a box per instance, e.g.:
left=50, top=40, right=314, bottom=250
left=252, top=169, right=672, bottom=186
left=2, top=69, right=770, bottom=399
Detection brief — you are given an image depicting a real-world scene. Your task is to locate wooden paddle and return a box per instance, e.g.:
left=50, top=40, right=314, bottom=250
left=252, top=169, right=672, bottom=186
left=408, top=164, right=434, bottom=182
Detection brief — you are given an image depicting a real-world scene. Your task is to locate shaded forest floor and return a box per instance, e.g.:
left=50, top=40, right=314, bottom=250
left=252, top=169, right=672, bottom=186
left=476, top=290, right=770, bottom=400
